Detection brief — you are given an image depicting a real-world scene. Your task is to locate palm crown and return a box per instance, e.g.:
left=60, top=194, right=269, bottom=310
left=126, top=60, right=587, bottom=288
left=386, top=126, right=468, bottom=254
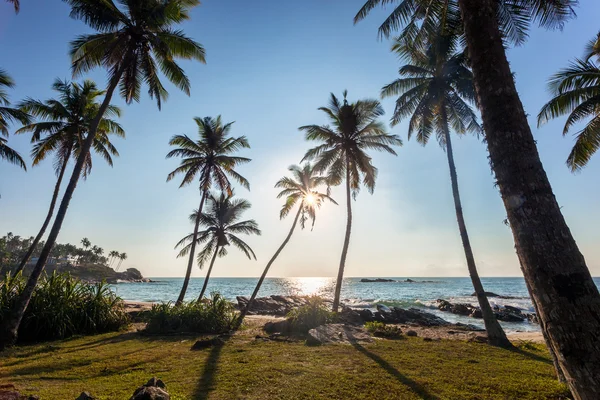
left=0, top=69, right=30, bottom=170
left=167, top=116, right=251, bottom=193
left=275, top=163, right=337, bottom=229
left=17, top=79, right=125, bottom=177
left=301, top=91, right=402, bottom=196
left=176, top=192, right=261, bottom=268
left=66, top=0, right=206, bottom=109
left=538, top=33, right=600, bottom=171
left=382, top=35, right=481, bottom=145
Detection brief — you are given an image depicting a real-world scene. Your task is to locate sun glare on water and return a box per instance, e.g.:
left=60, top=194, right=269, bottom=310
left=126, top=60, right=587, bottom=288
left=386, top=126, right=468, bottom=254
left=294, top=277, right=331, bottom=296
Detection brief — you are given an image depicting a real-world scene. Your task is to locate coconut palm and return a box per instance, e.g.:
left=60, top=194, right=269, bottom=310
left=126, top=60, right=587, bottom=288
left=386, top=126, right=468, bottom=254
left=0, top=69, right=29, bottom=170
left=176, top=192, right=261, bottom=301
left=355, top=1, right=600, bottom=396
left=237, top=164, right=337, bottom=325
left=108, top=250, right=120, bottom=268
left=382, top=34, right=510, bottom=347
left=538, top=34, right=600, bottom=171
left=5, top=0, right=19, bottom=13
left=1, top=0, right=206, bottom=347
left=13, top=79, right=124, bottom=274
left=116, top=253, right=127, bottom=271
left=167, top=116, right=251, bottom=305
left=301, top=91, right=402, bottom=312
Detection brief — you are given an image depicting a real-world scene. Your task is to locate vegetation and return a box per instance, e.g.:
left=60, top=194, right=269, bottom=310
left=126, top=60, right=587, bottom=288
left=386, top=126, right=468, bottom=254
left=301, top=91, right=402, bottom=312
left=0, top=272, right=129, bottom=343
left=287, top=297, right=336, bottom=333
left=0, top=326, right=569, bottom=399
left=365, top=321, right=403, bottom=339
left=144, top=293, right=237, bottom=335
left=176, top=193, right=260, bottom=301
left=538, top=30, right=600, bottom=171
left=167, top=116, right=251, bottom=305
left=237, top=164, right=337, bottom=325
left=0, top=69, right=29, bottom=170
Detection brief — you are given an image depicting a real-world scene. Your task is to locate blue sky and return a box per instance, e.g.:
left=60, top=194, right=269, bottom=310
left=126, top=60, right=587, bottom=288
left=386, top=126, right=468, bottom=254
left=0, top=0, right=599, bottom=278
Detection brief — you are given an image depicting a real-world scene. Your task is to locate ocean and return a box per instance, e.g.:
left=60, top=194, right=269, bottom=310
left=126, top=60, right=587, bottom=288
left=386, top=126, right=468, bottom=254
left=110, top=276, right=600, bottom=333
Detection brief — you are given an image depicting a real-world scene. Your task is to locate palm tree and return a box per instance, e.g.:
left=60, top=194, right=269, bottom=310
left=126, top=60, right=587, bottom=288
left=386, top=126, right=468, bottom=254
left=176, top=192, right=261, bottom=301
left=237, top=164, right=337, bottom=325
left=116, top=253, right=127, bottom=271
left=108, top=250, right=119, bottom=268
left=538, top=34, right=600, bottom=171
left=14, top=79, right=124, bottom=274
left=167, top=116, right=251, bottom=305
left=0, top=0, right=206, bottom=348
left=0, top=69, right=29, bottom=170
left=5, top=0, right=19, bottom=13
left=301, top=91, right=402, bottom=312
left=355, top=1, right=600, bottom=396
left=381, top=34, right=510, bottom=347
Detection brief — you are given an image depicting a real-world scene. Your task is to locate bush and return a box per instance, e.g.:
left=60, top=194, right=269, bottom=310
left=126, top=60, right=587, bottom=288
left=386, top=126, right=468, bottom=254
left=365, top=321, right=403, bottom=338
left=286, top=296, right=335, bottom=333
left=0, top=272, right=130, bottom=343
left=144, top=292, right=237, bottom=334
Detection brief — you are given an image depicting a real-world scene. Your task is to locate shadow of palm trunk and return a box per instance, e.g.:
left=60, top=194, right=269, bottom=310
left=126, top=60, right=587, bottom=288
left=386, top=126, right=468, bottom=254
left=192, top=335, right=230, bottom=400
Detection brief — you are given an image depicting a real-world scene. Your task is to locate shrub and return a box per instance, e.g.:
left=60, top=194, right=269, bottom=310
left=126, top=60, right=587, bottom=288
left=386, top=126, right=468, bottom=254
left=287, top=296, right=335, bottom=333
left=144, top=292, right=237, bottom=334
left=0, top=272, right=129, bottom=343
left=365, top=321, right=403, bottom=338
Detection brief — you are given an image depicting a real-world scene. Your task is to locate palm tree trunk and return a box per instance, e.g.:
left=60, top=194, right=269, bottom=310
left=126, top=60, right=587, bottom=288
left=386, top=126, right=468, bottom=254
left=458, top=0, right=600, bottom=397
left=0, top=64, right=127, bottom=348
left=237, top=206, right=302, bottom=326
left=442, top=117, right=511, bottom=348
left=176, top=189, right=208, bottom=306
left=15, top=148, right=72, bottom=275
left=198, top=245, right=220, bottom=301
left=332, top=157, right=352, bottom=312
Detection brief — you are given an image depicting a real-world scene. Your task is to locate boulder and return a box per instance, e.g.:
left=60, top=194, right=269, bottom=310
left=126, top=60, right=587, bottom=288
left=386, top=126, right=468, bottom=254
left=405, top=279, right=415, bottom=283
left=191, top=337, right=225, bottom=350
left=406, top=330, right=417, bottom=337
left=357, top=309, right=375, bottom=322
left=374, top=305, right=449, bottom=326
left=75, top=393, right=96, bottom=400
left=360, top=278, right=395, bottom=283
left=503, top=305, right=522, bottom=315
left=130, top=378, right=169, bottom=400
left=338, top=307, right=364, bottom=325
left=307, top=324, right=372, bottom=345
left=264, top=319, right=291, bottom=333
left=471, top=291, right=500, bottom=297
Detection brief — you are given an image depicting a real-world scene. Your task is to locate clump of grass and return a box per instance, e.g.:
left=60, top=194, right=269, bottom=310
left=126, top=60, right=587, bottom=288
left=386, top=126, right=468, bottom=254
left=287, top=296, right=335, bottom=333
left=144, top=292, right=237, bottom=334
left=365, top=321, right=403, bottom=338
left=0, top=272, right=129, bottom=343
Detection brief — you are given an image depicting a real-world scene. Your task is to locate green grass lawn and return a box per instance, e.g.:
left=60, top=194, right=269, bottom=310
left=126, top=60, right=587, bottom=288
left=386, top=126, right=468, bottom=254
left=0, top=328, right=569, bottom=400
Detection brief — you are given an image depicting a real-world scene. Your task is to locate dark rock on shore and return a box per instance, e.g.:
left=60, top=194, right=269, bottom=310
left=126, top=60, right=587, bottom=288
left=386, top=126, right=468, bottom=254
left=471, top=291, right=500, bottom=297
left=437, top=299, right=532, bottom=323
left=360, top=278, right=395, bottom=283
left=307, top=324, right=372, bottom=345
left=375, top=304, right=450, bottom=326
left=236, top=295, right=333, bottom=316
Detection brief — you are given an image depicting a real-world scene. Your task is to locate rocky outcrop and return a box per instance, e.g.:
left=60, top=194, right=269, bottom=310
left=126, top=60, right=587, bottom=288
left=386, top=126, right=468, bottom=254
left=436, top=299, right=534, bottom=323
left=306, top=324, right=372, bottom=345
left=130, top=378, right=169, bottom=400
left=372, top=304, right=450, bottom=326
left=360, top=278, right=395, bottom=283
left=236, top=295, right=333, bottom=316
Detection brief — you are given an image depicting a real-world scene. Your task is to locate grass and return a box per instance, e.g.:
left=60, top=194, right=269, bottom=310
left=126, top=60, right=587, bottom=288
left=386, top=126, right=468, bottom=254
left=0, top=326, right=569, bottom=400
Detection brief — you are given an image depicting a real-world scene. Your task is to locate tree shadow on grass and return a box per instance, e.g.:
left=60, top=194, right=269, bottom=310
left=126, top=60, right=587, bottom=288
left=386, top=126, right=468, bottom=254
left=348, top=336, right=439, bottom=400
left=191, top=335, right=231, bottom=400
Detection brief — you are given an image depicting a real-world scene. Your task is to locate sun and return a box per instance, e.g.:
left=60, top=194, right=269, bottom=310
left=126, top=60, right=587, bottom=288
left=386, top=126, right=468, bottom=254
left=304, top=193, right=316, bottom=205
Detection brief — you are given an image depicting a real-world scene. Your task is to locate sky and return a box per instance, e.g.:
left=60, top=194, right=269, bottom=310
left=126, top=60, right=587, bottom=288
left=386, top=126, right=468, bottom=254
left=0, top=0, right=599, bottom=278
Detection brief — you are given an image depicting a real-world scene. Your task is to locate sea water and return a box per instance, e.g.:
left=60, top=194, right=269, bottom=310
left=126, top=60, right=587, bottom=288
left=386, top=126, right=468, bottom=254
left=110, top=277, right=600, bottom=332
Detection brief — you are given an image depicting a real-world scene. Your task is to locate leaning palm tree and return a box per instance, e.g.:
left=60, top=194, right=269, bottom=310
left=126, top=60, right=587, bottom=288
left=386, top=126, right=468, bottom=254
left=116, top=253, right=127, bottom=271
left=301, top=91, right=402, bottom=312
left=538, top=34, right=600, bottom=171
left=355, top=1, right=600, bottom=397
left=13, top=79, right=124, bottom=274
left=0, top=69, right=29, bottom=170
left=108, top=250, right=119, bottom=268
left=5, top=0, right=19, bottom=13
left=1, top=0, right=206, bottom=348
left=167, top=116, right=251, bottom=305
left=237, top=164, right=336, bottom=325
left=176, top=192, right=261, bottom=301
left=382, top=34, right=510, bottom=347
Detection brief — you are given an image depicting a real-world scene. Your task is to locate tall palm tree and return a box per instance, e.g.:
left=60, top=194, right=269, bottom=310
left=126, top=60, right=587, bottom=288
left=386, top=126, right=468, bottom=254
left=538, top=35, right=600, bottom=171
left=0, top=0, right=206, bottom=348
left=176, top=192, right=261, bottom=301
left=301, top=91, right=402, bottom=312
left=108, top=250, right=119, bottom=268
left=116, top=252, right=127, bottom=271
left=167, top=116, right=251, bottom=305
left=355, top=1, right=600, bottom=397
left=5, top=0, right=19, bottom=13
left=382, top=35, right=510, bottom=347
left=0, top=69, right=29, bottom=170
left=14, top=79, right=124, bottom=274
left=237, top=164, right=337, bottom=325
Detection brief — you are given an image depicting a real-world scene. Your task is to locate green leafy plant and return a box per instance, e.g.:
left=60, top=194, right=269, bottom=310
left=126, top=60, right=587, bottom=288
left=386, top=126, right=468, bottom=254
left=144, top=292, right=237, bottom=334
left=0, top=272, right=129, bottom=343
left=365, top=321, right=403, bottom=339
left=287, top=297, right=336, bottom=333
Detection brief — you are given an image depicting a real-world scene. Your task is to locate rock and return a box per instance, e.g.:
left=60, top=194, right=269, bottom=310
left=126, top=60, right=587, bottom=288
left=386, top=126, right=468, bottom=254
left=75, top=393, right=96, bottom=400
left=406, top=330, right=417, bottom=337
left=469, top=309, right=482, bottom=318
left=264, top=319, right=291, bottom=333
left=338, top=307, right=364, bottom=325
left=454, top=322, right=485, bottom=332
left=468, top=335, right=488, bottom=343
left=357, top=309, right=374, bottom=322
left=386, top=307, right=450, bottom=326
left=130, top=377, right=169, bottom=400
left=504, top=305, right=522, bottom=315
left=423, top=337, right=433, bottom=342
left=360, top=278, right=395, bottom=283
left=471, top=291, right=500, bottom=297
left=191, top=337, right=225, bottom=350
left=307, top=324, right=372, bottom=345
left=236, top=295, right=330, bottom=316
left=405, top=279, right=415, bottom=283
left=495, top=311, right=525, bottom=322
left=527, top=313, right=539, bottom=324
left=436, top=299, right=478, bottom=316
left=376, top=304, right=392, bottom=314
